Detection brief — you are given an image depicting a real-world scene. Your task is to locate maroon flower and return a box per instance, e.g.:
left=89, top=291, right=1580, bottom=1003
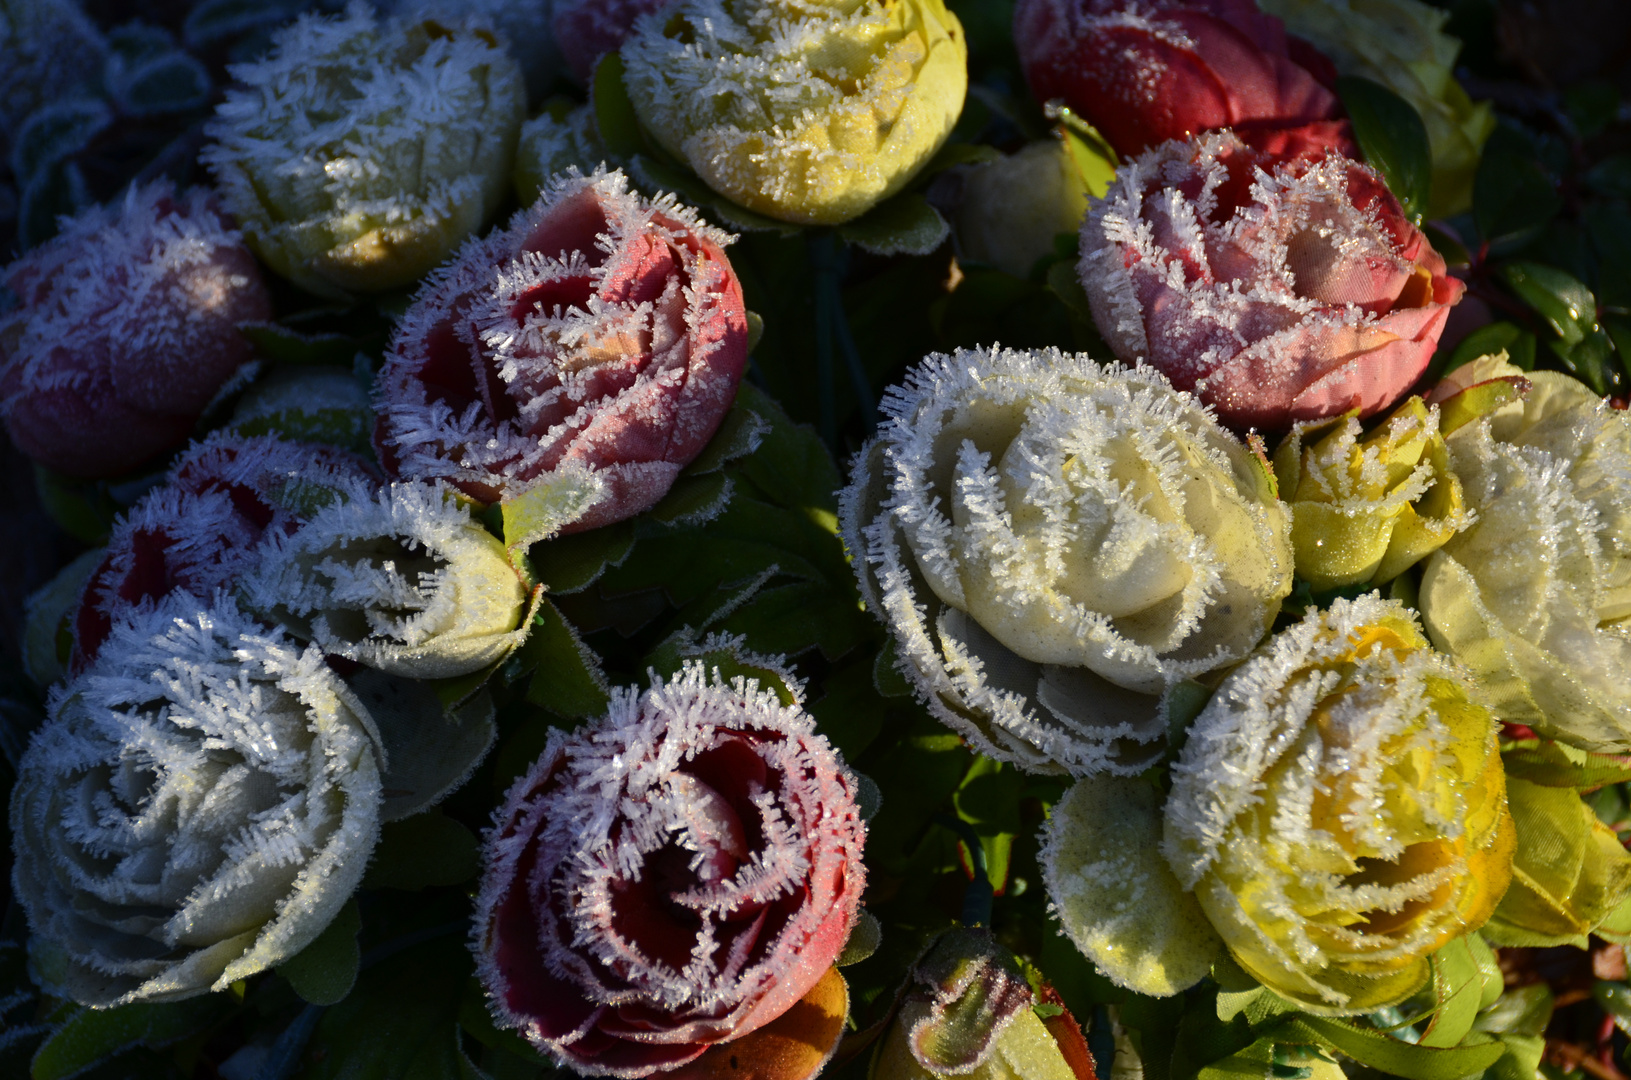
left=552, top=0, right=674, bottom=84
left=374, top=170, right=749, bottom=537
left=474, top=661, right=866, bottom=1078
left=1013, top=0, right=1355, bottom=164
left=0, top=182, right=271, bottom=478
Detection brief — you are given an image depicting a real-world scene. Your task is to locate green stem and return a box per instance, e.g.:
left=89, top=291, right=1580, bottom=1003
left=935, top=813, right=994, bottom=927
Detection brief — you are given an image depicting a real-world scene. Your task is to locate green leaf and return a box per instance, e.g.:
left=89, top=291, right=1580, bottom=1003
left=837, top=911, right=882, bottom=967
left=183, top=0, right=299, bottom=46
left=837, top=193, right=950, bottom=256
left=31, top=996, right=228, bottom=1080
left=1271, top=1015, right=1505, bottom=1080
left=18, top=158, right=91, bottom=250
left=1483, top=1034, right=1545, bottom=1080
left=1050, top=107, right=1119, bottom=199
left=363, top=810, right=480, bottom=891
left=1501, top=740, right=1631, bottom=788
left=1422, top=225, right=1470, bottom=267
left=529, top=519, right=635, bottom=594
left=32, top=466, right=118, bottom=544
left=350, top=670, right=497, bottom=821
left=519, top=598, right=611, bottom=720
left=9, top=98, right=112, bottom=184
left=1500, top=261, right=1597, bottom=346
left=647, top=471, right=733, bottom=527
left=1417, top=938, right=1484, bottom=1048
left=238, top=322, right=360, bottom=367
left=1474, top=126, right=1562, bottom=247
left=591, top=51, right=644, bottom=160
left=499, top=468, right=606, bottom=553
left=278, top=899, right=361, bottom=1006
left=682, top=398, right=770, bottom=476
left=873, top=637, right=914, bottom=699
left=1474, top=984, right=1553, bottom=1038
left=1444, top=321, right=1537, bottom=374
left=1548, top=327, right=1616, bottom=396
left=1337, top=77, right=1432, bottom=221
left=115, top=53, right=213, bottom=116
left=808, top=657, right=888, bottom=759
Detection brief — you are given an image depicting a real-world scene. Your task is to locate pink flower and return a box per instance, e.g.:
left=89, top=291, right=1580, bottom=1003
left=473, top=660, right=866, bottom=1078
left=374, top=171, right=749, bottom=536
left=71, top=433, right=373, bottom=671
left=0, top=182, right=271, bottom=478
left=1013, top=0, right=1355, bottom=164
left=1078, top=132, right=1464, bottom=431
left=552, top=0, right=674, bottom=84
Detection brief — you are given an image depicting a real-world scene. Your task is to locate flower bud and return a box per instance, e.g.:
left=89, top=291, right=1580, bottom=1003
left=1161, top=596, right=1514, bottom=1013
left=552, top=0, right=671, bottom=84
left=474, top=660, right=866, bottom=1077
left=1078, top=132, right=1464, bottom=432
left=840, top=346, right=1291, bottom=776
left=1273, top=397, right=1469, bottom=591
left=956, top=141, right=1090, bottom=279
left=0, top=181, right=271, bottom=478
left=375, top=170, right=749, bottom=542
left=231, top=367, right=375, bottom=456
left=241, top=479, right=528, bottom=679
left=203, top=3, right=526, bottom=296
left=11, top=596, right=383, bottom=1007
left=513, top=102, right=611, bottom=206
left=622, top=0, right=967, bottom=225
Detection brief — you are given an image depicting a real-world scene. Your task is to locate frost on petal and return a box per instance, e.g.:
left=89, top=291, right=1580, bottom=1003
left=385, top=0, right=560, bottom=98
left=621, top=0, right=967, bottom=225
left=201, top=2, right=526, bottom=296
left=0, top=180, right=271, bottom=477
left=1161, top=595, right=1513, bottom=1015
left=472, top=661, right=866, bottom=1078
left=513, top=104, right=612, bottom=206
left=241, top=478, right=529, bottom=679
left=837, top=346, right=1291, bottom=777
left=374, top=169, right=749, bottom=538
left=10, top=595, right=383, bottom=1007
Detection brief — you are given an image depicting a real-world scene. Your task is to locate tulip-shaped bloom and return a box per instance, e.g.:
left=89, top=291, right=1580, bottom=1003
left=1079, top=132, right=1464, bottom=431
left=374, top=171, right=749, bottom=542
left=474, top=661, right=867, bottom=1077
left=10, top=597, right=383, bottom=1007
left=1273, top=397, right=1470, bottom=591
left=241, top=479, right=529, bottom=679
left=552, top=0, right=671, bottom=84
left=0, top=181, right=271, bottom=478
left=69, top=433, right=373, bottom=671
left=1419, top=364, right=1631, bottom=751
left=1161, top=596, right=1514, bottom=1013
left=202, top=3, right=526, bottom=297
left=840, top=346, right=1292, bottom=777
left=622, top=0, right=967, bottom=225
left=1013, top=0, right=1354, bottom=163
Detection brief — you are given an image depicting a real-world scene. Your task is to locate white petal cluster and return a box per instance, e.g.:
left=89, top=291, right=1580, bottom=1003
left=11, top=597, right=383, bottom=1007
left=840, top=346, right=1292, bottom=776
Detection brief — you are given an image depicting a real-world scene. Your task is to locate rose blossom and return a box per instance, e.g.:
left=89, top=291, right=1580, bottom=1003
left=0, top=181, right=270, bottom=478
left=374, top=170, right=749, bottom=541
left=1078, top=131, right=1464, bottom=431
left=1013, top=0, right=1355, bottom=164
left=473, top=659, right=867, bottom=1077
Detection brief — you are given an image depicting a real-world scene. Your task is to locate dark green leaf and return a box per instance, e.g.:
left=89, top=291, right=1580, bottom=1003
left=1474, top=984, right=1552, bottom=1038
left=278, top=900, right=361, bottom=1006
left=1498, top=261, right=1597, bottom=345
left=349, top=671, right=496, bottom=821
left=873, top=637, right=914, bottom=698
left=363, top=811, right=480, bottom=891
left=1584, top=154, right=1631, bottom=200
left=837, top=194, right=950, bottom=257
left=529, top=519, right=635, bottom=594
left=31, top=996, right=228, bottom=1080
left=32, top=466, right=117, bottom=544
left=1270, top=1015, right=1504, bottom=1080
left=18, top=159, right=91, bottom=250
left=519, top=599, right=611, bottom=720
left=1474, top=126, right=1561, bottom=247
left=1422, top=225, right=1470, bottom=267
left=807, top=658, right=888, bottom=759
left=646, top=472, right=733, bottom=527
left=1564, top=80, right=1619, bottom=139
left=115, top=54, right=212, bottom=116
left=1444, top=321, right=1537, bottom=373
left=9, top=99, right=112, bottom=184
left=183, top=0, right=302, bottom=46
left=1337, top=77, right=1432, bottom=221
left=682, top=399, right=769, bottom=476
left=591, top=52, right=645, bottom=161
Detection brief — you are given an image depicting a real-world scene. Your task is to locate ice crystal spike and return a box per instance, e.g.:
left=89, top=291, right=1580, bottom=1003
left=837, top=345, right=1292, bottom=777
left=473, top=660, right=866, bottom=1077
left=1077, top=131, right=1464, bottom=432
left=1159, top=595, right=1513, bottom=1014
left=374, top=168, right=749, bottom=538
left=242, top=478, right=529, bottom=680
left=201, top=2, right=526, bottom=297
left=11, top=594, right=384, bottom=1008
left=387, top=0, right=561, bottom=99
left=0, top=180, right=271, bottom=478
left=621, top=0, right=968, bottom=225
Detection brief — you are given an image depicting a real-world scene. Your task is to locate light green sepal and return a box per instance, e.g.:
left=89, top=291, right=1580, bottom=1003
left=500, top=466, right=608, bottom=557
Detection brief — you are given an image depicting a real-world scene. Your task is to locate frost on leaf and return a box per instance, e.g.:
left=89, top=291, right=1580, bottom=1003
left=201, top=1, right=526, bottom=296
left=71, top=432, right=375, bottom=673
left=0, top=180, right=271, bottom=478
left=620, top=0, right=967, bottom=225
left=1161, top=595, right=1513, bottom=1014
left=837, top=345, right=1292, bottom=777
left=11, top=594, right=384, bottom=1008
left=1077, top=131, right=1463, bottom=432
left=473, top=660, right=867, bottom=1077
left=0, top=0, right=106, bottom=142
left=374, top=169, right=749, bottom=542
left=1420, top=368, right=1631, bottom=752
left=242, top=478, right=529, bottom=680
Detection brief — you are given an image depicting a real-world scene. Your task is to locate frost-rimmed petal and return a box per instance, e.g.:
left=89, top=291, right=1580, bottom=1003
left=10, top=595, right=384, bottom=1007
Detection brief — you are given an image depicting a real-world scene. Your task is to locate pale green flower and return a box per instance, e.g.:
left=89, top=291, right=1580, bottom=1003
left=956, top=141, right=1089, bottom=278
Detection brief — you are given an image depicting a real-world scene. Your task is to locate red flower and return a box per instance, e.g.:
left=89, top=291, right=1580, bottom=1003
left=1013, top=0, right=1355, bottom=163
left=1078, top=132, right=1464, bottom=431
left=474, top=661, right=866, bottom=1078
left=0, top=182, right=271, bottom=478
left=374, top=171, right=749, bottom=536
left=552, top=0, right=674, bottom=83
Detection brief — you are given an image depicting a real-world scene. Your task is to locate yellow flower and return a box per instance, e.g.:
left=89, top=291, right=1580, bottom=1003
left=622, top=0, right=967, bottom=225
left=1273, top=397, right=1469, bottom=591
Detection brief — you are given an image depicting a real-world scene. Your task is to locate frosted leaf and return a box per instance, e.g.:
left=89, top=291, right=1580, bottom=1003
left=473, top=660, right=866, bottom=1077
left=201, top=2, right=526, bottom=296
left=1420, top=369, right=1631, bottom=751
left=621, top=0, right=968, bottom=225
left=1077, top=131, right=1463, bottom=431
left=241, top=478, right=530, bottom=679
left=230, top=366, right=374, bottom=456
left=346, top=666, right=496, bottom=820
left=0, top=0, right=106, bottom=144
left=513, top=104, right=612, bottom=207
left=375, top=168, right=749, bottom=539
left=10, top=594, right=384, bottom=1007
left=1161, top=595, right=1513, bottom=1014
left=837, top=345, right=1292, bottom=776
left=0, top=180, right=271, bottom=478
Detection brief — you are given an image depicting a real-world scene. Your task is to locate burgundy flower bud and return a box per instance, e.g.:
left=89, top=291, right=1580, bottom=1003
left=1013, top=0, right=1355, bottom=163
left=374, top=170, right=749, bottom=536
left=473, top=660, right=867, bottom=1078
left=71, top=432, right=374, bottom=671
left=0, top=182, right=272, bottom=478
left=1078, top=132, right=1464, bottom=431
left=552, top=0, right=673, bottom=84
